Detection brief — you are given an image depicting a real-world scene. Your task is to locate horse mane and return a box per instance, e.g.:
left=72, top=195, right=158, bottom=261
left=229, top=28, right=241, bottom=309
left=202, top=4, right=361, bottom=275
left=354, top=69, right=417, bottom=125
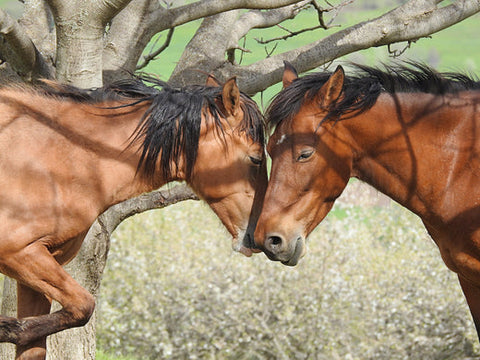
left=267, top=61, right=480, bottom=129
left=38, top=75, right=265, bottom=181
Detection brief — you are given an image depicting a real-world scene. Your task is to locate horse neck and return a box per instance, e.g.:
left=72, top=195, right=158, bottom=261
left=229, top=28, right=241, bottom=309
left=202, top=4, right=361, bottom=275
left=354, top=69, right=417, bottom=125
left=344, top=91, right=480, bottom=221
left=58, top=100, right=164, bottom=206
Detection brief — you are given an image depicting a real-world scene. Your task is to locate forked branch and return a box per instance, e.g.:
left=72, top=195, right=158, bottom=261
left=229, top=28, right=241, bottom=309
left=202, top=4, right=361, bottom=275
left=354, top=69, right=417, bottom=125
left=0, top=9, right=52, bottom=81
left=136, top=28, right=175, bottom=70
left=255, top=0, right=355, bottom=44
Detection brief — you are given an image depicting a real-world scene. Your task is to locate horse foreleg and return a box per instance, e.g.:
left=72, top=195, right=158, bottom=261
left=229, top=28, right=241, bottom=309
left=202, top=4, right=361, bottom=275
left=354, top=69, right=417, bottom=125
left=0, top=243, right=95, bottom=358
left=458, top=275, right=480, bottom=341
left=14, top=284, right=52, bottom=360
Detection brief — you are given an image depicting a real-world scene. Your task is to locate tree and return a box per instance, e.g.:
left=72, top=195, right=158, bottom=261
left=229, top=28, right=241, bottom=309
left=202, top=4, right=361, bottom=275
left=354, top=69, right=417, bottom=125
left=0, top=0, right=479, bottom=358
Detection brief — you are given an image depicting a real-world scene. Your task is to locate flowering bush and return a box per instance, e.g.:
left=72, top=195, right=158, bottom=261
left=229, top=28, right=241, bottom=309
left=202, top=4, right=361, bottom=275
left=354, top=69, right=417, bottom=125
left=97, top=182, right=479, bottom=359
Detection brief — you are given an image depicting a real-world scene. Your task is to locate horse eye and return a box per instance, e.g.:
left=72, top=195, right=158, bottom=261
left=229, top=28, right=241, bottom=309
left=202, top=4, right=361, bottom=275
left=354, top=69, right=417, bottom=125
left=297, top=150, right=314, bottom=162
left=249, top=156, right=262, bottom=165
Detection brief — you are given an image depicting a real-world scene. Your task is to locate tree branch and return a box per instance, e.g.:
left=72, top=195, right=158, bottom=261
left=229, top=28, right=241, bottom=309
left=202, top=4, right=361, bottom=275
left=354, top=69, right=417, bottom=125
left=252, top=0, right=355, bottom=45
left=156, top=0, right=307, bottom=31
left=218, top=0, right=480, bottom=95
left=169, top=10, right=242, bottom=87
left=136, top=28, right=174, bottom=71
left=100, top=185, right=199, bottom=230
left=0, top=9, right=53, bottom=81
left=255, top=23, right=327, bottom=45
left=103, top=0, right=160, bottom=83
left=103, top=0, right=307, bottom=82
left=46, top=0, right=133, bottom=86
left=226, top=1, right=311, bottom=51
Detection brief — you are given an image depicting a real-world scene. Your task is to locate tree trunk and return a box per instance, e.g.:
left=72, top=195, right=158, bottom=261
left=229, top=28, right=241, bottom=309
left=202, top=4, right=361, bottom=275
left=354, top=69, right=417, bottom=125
left=0, top=277, right=16, bottom=359
left=46, top=216, right=111, bottom=360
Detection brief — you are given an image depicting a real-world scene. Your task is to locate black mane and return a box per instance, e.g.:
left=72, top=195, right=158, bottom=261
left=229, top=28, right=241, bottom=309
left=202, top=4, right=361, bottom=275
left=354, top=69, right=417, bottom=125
left=267, top=62, right=480, bottom=129
left=39, top=75, right=265, bottom=181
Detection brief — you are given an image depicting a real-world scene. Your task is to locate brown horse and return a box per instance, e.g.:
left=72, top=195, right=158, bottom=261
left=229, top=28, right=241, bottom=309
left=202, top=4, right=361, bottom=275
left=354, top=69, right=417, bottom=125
left=0, top=75, right=267, bottom=359
left=254, top=61, right=480, bottom=340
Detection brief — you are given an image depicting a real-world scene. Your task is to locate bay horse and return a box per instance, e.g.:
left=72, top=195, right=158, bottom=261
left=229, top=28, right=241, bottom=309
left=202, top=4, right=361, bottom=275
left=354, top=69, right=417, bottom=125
left=0, top=74, right=267, bottom=359
left=254, top=61, right=480, bottom=340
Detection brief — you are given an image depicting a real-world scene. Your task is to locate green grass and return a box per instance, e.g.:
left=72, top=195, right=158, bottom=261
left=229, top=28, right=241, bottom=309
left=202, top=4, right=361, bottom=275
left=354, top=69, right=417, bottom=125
left=97, top=350, right=136, bottom=360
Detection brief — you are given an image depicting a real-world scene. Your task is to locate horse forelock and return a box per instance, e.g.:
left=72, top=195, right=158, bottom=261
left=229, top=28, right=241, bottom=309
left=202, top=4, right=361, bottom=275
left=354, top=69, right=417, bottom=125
left=267, top=61, right=480, bottom=131
left=124, top=78, right=265, bottom=182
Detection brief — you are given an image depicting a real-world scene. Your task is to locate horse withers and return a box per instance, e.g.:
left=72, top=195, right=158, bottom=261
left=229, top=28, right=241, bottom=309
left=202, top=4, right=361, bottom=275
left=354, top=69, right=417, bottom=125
left=254, top=61, right=480, bottom=340
left=0, top=75, right=266, bottom=359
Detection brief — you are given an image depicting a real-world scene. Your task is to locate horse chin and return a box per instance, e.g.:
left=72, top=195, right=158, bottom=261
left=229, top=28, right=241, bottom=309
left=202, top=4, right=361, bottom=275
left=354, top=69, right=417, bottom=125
left=232, top=231, right=262, bottom=257
left=281, top=237, right=306, bottom=266
left=232, top=238, right=253, bottom=257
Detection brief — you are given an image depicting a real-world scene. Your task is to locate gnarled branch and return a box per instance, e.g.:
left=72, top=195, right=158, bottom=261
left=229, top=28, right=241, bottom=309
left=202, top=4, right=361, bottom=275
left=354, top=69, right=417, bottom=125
left=217, top=0, right=480, bottom=95
left=0, top=9, right=52, bottom=81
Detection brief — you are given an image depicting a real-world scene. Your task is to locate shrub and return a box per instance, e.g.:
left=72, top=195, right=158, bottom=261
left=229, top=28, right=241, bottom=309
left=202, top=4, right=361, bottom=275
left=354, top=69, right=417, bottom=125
left=97, top=183, right=479, bottom=359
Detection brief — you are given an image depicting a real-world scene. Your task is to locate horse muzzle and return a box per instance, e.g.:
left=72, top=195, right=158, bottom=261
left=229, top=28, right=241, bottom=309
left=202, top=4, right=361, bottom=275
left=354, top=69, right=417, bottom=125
left=262, top=233, right=306, bottom=266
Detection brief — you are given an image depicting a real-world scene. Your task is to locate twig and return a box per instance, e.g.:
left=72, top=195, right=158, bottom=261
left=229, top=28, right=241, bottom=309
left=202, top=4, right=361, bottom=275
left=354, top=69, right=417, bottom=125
left=311, top=0, right=331, bottom=29
left=255, top=24, right=328, bottom=44
left=239, top=35, right=247, bottom=64
left=136, top=28, right=175, bottom=70
left=388, top=39, right=419, bottom=58
left=255, top=0, right=355, bottom=45
left=264, top=42, right=278, bottom=58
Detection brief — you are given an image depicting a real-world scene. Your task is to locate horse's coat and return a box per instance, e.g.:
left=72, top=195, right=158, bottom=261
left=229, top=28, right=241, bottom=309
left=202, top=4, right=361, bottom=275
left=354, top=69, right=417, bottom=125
left=255, top=62, right=480, bottom=340
left=0, top=76, right=267, bottom=359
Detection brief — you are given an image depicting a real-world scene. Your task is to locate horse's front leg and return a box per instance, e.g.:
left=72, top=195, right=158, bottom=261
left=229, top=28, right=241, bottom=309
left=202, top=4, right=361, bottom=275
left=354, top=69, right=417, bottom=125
left=15, top=284, right=52, bottom=360
left=0, top=242, right=95, bottom=360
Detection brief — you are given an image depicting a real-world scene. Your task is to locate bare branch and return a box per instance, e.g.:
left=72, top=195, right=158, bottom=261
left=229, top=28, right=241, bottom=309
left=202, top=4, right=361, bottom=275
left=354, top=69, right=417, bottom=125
left=19, top=0, right=55, bottom=59
left=136, top=28, right=175, bottom=70
left=0, top=9, right=53, bottom=81
left=255, top=0, right=355, bottom=45
left=104, top=0, right=307, bottom=82
left=102, top=185, right=199, bottom=228
left=152, top=0, right=306, bottom=32
left=388, top=40, right=418, bottom=58
left=98, top=0, right=135, bottom=23
left=217, top=0, right=480, bottom=95
left=225, top=1, right=310, bottom=64
left=255, top=24, right=328, bottom=44
left=236, top=0, right=311, bottom=33
left=264, top=43, right=278, bottom=58
left=312, top=0, right=357, bottom=28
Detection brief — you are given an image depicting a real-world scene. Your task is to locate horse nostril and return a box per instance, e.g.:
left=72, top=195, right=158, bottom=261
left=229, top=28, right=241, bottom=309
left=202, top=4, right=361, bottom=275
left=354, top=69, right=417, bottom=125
left=266, top=235, right=284, bottom=253
left=270, top=236, right=282, bottom=245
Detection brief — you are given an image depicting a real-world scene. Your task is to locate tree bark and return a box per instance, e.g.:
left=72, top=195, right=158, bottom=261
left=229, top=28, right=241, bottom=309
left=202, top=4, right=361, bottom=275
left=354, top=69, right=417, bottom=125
left=0, top=9, right=52, bottom=81
left=0, top=277, right=16, bottom=359
left=214, top=0, right=480, bottom=94
left=46, top=0, right=131, bottom=86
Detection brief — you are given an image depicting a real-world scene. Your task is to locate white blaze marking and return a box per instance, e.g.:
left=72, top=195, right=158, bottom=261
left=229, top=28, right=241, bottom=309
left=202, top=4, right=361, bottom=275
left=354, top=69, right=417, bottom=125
left=276, top=134, right=287, bottom=145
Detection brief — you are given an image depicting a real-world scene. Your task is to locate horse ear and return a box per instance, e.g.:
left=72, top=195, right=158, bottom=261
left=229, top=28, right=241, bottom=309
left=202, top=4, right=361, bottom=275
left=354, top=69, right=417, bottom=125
left=317, top=65, right=344, bottom=108
left=283, top=61, right=298, bottom=88
left=206, top=74, right=221, bottom=87
left=222, top=76, right=240, bottom=117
